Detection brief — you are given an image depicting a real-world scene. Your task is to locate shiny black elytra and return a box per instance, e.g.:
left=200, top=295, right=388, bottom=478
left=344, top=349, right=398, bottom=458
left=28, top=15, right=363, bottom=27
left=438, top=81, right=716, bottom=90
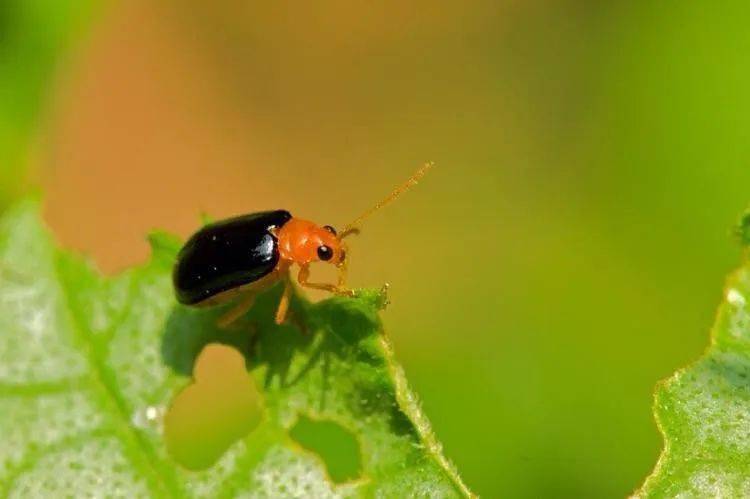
left=173, top=210, right=291, bottom=305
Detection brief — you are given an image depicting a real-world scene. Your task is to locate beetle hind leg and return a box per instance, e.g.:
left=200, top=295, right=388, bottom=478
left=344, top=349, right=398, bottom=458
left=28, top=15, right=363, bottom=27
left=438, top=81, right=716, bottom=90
left=217, top=291, right=257, bottom=329
left=275, top=278, right=293, bottom=325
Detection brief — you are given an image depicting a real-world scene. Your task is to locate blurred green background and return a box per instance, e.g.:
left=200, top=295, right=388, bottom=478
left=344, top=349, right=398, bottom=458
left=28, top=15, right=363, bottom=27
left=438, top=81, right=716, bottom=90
left=4, top=0, right=750, bottom=497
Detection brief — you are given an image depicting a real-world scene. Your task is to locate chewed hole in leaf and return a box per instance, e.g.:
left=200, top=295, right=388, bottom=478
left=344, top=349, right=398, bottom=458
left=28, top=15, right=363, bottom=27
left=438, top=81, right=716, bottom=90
left=161, top=283, right=314, bottom=380
left=164, top=343, right=263, bottom=470
left=289, top=415, right=362, bottom=483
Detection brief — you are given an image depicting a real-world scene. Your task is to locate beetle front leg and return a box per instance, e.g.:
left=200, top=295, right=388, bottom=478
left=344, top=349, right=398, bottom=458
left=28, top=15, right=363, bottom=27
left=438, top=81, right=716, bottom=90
left=336, top=242, right=349, bottom=288
left=297, top=264, right=354, bottom=296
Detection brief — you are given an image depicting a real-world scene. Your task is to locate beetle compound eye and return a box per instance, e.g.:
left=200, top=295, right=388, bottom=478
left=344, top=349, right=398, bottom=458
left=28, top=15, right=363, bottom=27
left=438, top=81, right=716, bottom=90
left=323, top=225, right=337, bottom=235
left=317, top=245, right=333, bottom=261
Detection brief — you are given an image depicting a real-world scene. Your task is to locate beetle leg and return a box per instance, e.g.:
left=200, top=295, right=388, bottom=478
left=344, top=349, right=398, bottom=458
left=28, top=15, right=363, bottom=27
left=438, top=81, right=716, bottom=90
left=297, top=264, right=354, bottom=296
left=336, top=242, right=349, bottom=288
left=336, top=265, right=347, bottom=288
left=216, top=291, right=256, bottom=329
left=275, top=278, right=293, bottom=324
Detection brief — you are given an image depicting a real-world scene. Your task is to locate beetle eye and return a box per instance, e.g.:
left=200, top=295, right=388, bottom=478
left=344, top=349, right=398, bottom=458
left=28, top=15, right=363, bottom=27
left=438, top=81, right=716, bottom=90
left=317, top=245, right=333, bottom=261
left=323, top=225, right=337, bottom=235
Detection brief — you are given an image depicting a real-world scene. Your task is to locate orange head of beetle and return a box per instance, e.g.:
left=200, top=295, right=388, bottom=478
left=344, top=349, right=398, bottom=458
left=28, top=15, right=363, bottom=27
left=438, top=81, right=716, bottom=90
left=276, top=218, right=348, bottom=267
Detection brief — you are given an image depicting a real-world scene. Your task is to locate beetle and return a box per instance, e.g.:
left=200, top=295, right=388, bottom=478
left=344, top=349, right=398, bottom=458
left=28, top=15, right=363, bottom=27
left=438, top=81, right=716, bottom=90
left=173, top=162, right=433, bottom=327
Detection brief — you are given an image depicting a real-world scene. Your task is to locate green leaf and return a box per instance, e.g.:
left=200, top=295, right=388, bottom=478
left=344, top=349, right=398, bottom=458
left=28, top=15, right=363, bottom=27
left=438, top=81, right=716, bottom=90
left=0, top=200, right=472, bottom=498
left=636, top=245, right=750, bottom=496
left=734, top=206, right=750, bottom=248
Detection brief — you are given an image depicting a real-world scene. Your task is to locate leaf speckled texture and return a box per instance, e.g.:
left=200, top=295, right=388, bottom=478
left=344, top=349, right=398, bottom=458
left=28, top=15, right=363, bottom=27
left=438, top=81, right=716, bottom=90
left=0, top=200, right=471, bottom=498
left=636, top=241, right=750, bottom=496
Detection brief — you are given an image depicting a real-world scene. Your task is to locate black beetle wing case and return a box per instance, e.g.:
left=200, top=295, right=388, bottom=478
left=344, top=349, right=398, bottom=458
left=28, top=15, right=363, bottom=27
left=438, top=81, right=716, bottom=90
left=173, top=210, right=292, bottom=305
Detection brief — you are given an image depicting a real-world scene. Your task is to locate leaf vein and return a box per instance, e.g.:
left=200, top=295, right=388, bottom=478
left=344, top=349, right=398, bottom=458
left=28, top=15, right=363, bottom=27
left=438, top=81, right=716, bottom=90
left=53, top=257, right=184, bottom=499
left=1, top=428, right=114, bottom=498
left=0, top=377, right=87, bottom=397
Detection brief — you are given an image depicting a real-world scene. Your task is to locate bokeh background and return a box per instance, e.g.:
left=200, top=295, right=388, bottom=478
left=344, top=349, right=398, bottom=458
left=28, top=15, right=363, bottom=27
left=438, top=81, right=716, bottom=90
left=4, top=1, right=750, bottom=497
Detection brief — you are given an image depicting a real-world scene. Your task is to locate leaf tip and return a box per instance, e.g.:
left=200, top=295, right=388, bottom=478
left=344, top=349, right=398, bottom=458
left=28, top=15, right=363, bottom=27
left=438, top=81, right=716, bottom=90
left=200, top=212, right=215, bottom=226
left=147, top=230, right=181, bottom=266
left=733, top=207, right=750, bottom=248
left=353, top=284, right=390, bottom=311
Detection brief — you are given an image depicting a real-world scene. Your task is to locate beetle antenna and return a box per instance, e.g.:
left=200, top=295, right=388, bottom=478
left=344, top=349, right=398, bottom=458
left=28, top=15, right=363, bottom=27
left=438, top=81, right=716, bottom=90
left=340, top=162, right=434, bottom=239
